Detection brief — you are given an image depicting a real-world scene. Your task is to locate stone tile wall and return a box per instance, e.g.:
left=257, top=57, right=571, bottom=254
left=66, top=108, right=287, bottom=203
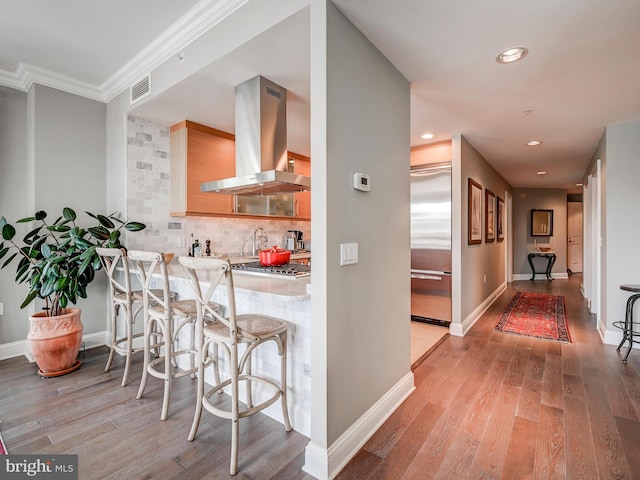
left=125, top=115, right=311, bottom=256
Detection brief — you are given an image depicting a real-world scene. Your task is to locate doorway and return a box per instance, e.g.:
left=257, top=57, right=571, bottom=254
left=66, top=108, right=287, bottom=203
left=567, top=201, right=583, bottom=273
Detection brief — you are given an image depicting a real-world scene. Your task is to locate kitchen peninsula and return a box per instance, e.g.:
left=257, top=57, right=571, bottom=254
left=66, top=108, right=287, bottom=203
left=125, top=116, right=312, bottom=435
left=157, top=257, right=311, bottom=437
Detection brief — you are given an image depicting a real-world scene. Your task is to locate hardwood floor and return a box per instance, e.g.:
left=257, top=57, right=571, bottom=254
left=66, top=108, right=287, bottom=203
left=337, top=275, right=640, bottom=479
left=2, top=275, right=639, bottom=479
left=0, top=346, right=313, bottom=479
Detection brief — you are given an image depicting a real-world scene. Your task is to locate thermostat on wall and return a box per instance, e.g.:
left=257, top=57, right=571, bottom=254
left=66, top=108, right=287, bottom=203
left=353, top=172, right=371, bottom=192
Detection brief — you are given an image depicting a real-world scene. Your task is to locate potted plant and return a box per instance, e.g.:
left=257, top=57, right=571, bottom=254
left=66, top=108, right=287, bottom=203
left=0, top=208, right=145, bottom=377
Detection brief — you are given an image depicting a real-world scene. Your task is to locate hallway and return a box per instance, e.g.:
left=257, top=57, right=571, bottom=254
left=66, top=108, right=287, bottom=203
left=337, top=275, right=640, bottom=479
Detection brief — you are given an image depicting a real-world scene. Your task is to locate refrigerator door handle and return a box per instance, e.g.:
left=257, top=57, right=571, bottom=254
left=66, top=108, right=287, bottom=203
left=412, top=274, right=443, bottom=280
left=411, top=269, right=445, bottom=281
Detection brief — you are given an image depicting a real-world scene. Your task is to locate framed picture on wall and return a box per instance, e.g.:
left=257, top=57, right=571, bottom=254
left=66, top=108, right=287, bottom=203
left=497, top=196, right=505, bottom=241
left=485, top=189, right=496, bottom=243
left=468, top=178, right=482, bottom=245
left=531, top=209, right=554, bottom=236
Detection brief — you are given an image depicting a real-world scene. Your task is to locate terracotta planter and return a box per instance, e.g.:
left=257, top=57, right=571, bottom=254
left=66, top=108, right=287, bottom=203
left=28, top=308, right=83, bottom=377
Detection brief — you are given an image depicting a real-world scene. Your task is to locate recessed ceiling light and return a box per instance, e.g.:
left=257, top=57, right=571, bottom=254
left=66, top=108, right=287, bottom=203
left=536, top=171, right=547, bottom=175
left=576, top=183, right=583, bottom=187
left=496, top=47, right=528, bottom=64
left=421, top=133, right=435, bottom=139
left=527, top=140, right=542, bottom=146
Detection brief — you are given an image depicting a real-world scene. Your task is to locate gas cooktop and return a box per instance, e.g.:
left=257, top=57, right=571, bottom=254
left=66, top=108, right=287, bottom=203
left=232, top=262, right=310, bottom=279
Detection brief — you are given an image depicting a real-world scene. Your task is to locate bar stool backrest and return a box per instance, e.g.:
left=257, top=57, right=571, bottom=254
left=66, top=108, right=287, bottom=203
left=178, top=256, right=251, bottom=342
left=96, top=247, right=133, bottom=303
left=127, top=250, right=172, bottom=314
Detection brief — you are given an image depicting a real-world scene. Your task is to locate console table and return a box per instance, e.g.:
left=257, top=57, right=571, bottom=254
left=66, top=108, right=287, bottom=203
left=527, top=251, right=556, bottom=280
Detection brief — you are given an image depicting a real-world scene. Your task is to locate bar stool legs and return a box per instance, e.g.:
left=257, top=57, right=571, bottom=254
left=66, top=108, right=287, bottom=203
left=616, top=285, right=640, bottom=363
left=179, top=256, right=292, bottom=476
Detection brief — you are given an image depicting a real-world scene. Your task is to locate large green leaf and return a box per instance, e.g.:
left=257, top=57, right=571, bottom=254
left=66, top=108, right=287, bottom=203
left=79, top=246, right=96, bottom=260
left=54, top=276, right=70, bottom=292
left=20, top=290, right=38, bottom=309
left=96, top=215, right=115, bottom=229
left=125, top=222, right=146, bottom=232
left=34, top=211, right=47, bottom=221
left=40, top=276, right=55, bottom=298
left=16, top=259, right=30, bottom=282
left=49, top=253, right=68, bottom=264
left=48, top=224, right=71, bottom=233
left=88, top=226, right=110, bottom=241
left=24, top=226, right=43, bottom=241
left=31, top=235, right=47, bottom=251
left=1, top=224, right=16, bottom=241
left=62, top=208, right=76, bottom=221
left=41, top=243, right=52, bottom=258
left=109, top=230, right=121, bottom=243
left=2, top=252, right=17, bottom=269
left=16, top=216, right=35, bottom=223
left=0, top=246, right=8, bottom=260
left=78, top=255, right=93, bottom=276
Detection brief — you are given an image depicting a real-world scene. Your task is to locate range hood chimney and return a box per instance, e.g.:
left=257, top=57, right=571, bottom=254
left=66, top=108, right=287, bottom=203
left=201, top=76, right=311, bottom=196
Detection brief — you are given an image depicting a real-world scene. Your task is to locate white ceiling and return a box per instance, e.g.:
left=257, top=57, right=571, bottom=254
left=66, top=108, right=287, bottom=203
left=2, top=0, right=640, bottom=192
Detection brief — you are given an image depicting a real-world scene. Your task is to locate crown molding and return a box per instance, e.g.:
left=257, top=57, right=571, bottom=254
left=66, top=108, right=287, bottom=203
left=101, top=0, right=250, bottom=102
left=0, top=0, right=249, bottom=103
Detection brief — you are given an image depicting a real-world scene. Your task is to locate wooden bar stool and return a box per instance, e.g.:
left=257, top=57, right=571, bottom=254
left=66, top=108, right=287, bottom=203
left=615, top=284, right=640, bottom=363
left=127, top=250, right=220, bottom=420
left=179, top=255, right=292, bottom=475
left=97, top=247, right=177, bottom=386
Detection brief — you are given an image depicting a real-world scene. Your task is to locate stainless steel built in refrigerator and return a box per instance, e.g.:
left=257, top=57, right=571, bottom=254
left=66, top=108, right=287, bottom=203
left=410, top=163, right=452, bottom=325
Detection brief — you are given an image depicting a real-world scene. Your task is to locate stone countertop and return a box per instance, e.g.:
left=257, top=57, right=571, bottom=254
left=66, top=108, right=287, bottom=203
left=225, top=251, right=311, bottom=265
left=166, top=258, right=310, bottom=298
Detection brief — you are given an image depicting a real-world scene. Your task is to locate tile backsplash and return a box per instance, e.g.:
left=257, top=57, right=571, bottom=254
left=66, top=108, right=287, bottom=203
left=125, top=115, right=310, bottom=255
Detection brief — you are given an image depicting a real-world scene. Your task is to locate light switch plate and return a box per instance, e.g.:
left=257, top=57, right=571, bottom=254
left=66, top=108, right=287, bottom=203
left=0, top=302, right=3, bottom=315
left=340, top=243, right=358, bottom=266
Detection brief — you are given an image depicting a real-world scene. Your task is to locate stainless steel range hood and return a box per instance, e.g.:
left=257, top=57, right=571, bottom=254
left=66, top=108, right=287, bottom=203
left=201, top=76, right=311, bottom=196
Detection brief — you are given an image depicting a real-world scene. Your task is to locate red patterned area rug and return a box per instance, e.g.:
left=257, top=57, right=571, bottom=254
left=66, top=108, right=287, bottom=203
left=0, top=428, right=7, bottom=455
left=494, top=291, right=571, bottom=343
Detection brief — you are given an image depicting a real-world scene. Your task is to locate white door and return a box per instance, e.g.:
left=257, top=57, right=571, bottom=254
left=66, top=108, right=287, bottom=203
left=567, top=201, right=583, bottom=273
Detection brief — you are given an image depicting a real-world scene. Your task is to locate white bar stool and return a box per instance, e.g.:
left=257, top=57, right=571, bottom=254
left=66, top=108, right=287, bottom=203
left=127, top=250, right=220, bottom=420
left=179, top=255, right=292, bottom=475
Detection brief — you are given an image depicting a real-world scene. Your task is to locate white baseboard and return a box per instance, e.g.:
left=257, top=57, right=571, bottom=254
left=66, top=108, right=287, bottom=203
left=600, top=326, right=636, bottom=350
left=302, top=371, right=415, bottom=480
left=450, top=282, right=507, bottom=337
left=0, top=339, right=30, bottom=362
left=512, top=272, right=569, bottom=281
left=0, top=331, right=109, bottom=362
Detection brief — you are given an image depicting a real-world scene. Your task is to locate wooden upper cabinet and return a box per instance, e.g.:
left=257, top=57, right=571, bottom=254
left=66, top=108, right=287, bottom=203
left=410, top=140, right=452, bottom=167
left=170, top=121, right=235, bottom=217
left=289, top=152, right=311, bottom=220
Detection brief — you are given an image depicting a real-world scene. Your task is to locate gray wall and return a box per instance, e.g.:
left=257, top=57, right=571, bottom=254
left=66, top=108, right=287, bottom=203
left=459, top=136, right=511, bottom=327
left=311, top=0, right=411, bottom=447
left=0, top=85, right=107, bottom=345
left=0, top=87, right=29, bottom=343
left=512, top=188, right=568, bottom=277
left=31, top=85, right=108, bottom=335
left=602, top=120, right=640, bottom=335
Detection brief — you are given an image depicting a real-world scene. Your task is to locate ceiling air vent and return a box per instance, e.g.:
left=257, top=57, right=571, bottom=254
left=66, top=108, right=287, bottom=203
left=130, top=74, right=151, bottom=105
